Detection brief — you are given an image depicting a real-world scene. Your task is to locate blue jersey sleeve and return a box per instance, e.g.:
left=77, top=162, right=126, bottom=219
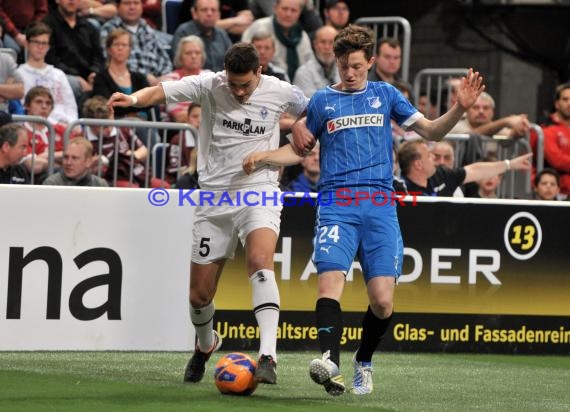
left=385, top=83, right=419, bottom=126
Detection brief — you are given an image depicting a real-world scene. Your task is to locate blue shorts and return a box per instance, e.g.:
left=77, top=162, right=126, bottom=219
left=313, top=199, right=403, bottom=281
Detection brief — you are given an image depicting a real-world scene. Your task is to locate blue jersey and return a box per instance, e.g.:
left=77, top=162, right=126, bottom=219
left=306, top=81, right=422, bottom=194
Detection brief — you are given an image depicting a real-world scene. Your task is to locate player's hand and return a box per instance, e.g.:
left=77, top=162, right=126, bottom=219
left=107, top=92, right=133, bottom=109
left=243, top=152, right=265, bottom=175
left=291, top=119, right=316, bottom=156
left=510, top=153, right=533, bottom=171
left=457, top=68, right=485, bottom=111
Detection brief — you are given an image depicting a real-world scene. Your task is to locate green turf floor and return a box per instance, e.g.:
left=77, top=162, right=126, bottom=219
left=1, top=351, right=569, bottom=412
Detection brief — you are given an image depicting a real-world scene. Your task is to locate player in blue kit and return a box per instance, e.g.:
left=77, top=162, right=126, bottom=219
left=244, top=25, right=485, bottom=396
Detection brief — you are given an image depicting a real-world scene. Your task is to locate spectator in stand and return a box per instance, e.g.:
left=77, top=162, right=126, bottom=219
left=242, top=0, right=313, bottom=82
left=0, top=121, right=31, bottom=184
left=172, top=0, right=233, bottom=72
left=533, top=168, right=560, bottom=201
left=470, top=155, right=502, bottom=199
left=449, top=92, right=530, bottom=138
left=367, top=38, right=411, bottom=92
left=417, top=92, right=438, bottom=120
left=0, top=0, right=48, bottom=62
left=43, top=0, right=104, bottom=105
left=293, top=25, right=338, bottom=98
left=431, top=140, right=455, bottom=169
left=101, top=0, right=173, bottom=86
left=397, top=139, right=531, bottom=197
left=474, top=174, right=501, bottom=198
left=93, top=28, right=151, bottom=121
left=322, top=0, right=349, bottom=31
left=249, top=0, right=322, bottom=37
left=82, top=95, right=162, bottom=187
left=168, top=102, right=201, bottom=188
left=178, top=0, right=254, bottom=43
left=160, top=35, right=210, bottom=122
left=43, top=137, right=109, bottom=186
left=77, top=0, right=118, bottom=29
left=287, top=143, right=318, bottom=192
left=538, top=83, right=570, bottom=197
left=22, top=86, right=76, bottom=175
left=0, top=51, right=25, bottom=113
left=430, top=140, right=465, bottom=197
left=251, top=30, right=289, bottom=82
left=17, top=22, right=78, bottom=125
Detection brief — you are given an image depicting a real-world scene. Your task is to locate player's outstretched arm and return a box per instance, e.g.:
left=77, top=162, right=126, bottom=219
left=107, top=85, right=166, bottom=111
left=463, top=152, right=532, bottom=184
left=243, top=144, right=303, bottom=175
left=409, top=68, right=485, bottom=141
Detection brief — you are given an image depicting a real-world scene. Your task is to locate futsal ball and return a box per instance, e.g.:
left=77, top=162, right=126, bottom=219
left=214, top=352, right=258, bottom=395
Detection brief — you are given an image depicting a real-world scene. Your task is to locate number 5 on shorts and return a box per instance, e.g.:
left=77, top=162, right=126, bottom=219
left=199, top=237, right=211, bottom=257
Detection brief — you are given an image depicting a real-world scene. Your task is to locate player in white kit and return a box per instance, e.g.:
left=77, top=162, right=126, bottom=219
left=107, top=43, right=309, bottom=385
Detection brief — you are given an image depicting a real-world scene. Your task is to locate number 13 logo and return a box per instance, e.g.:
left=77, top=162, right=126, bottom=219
left=504, top=212, right=542, bottom=260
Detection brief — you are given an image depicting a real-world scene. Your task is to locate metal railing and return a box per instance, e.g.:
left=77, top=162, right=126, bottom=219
left=442, top=131, right=534, bottom=199
left=354, top=17, right=412, bottom=83
left=12, top=115, right=57, bottom=184
left=413, top=68, right=469, bottom=119
left=530, top=123, right=544, bottom=174
left=64, top=118, right=195, bottom=188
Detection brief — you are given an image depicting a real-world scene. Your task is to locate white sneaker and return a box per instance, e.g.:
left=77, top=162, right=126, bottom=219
left=350, top=352, right=373, bottom=395
left=309, top=351, right=345, bottom=396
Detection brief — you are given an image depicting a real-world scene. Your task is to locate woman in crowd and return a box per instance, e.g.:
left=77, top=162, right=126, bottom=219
left=93, top=28, right=151, bottom=121
left=160, top=35, right=209, bottom=123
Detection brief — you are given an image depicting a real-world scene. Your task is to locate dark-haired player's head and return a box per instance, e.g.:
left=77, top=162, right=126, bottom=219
left=224, top=43, right=262, bottom=104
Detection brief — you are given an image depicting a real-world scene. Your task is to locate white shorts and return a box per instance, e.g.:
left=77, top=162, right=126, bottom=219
left=191, top=186, right=282, bottom=263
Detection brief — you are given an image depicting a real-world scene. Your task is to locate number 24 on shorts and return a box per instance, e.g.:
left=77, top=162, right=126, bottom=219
left=318, top=225, right=339, bottom=244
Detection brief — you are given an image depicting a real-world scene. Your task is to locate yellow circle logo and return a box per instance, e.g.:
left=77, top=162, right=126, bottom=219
left=503, top=212, right=542, bottom=260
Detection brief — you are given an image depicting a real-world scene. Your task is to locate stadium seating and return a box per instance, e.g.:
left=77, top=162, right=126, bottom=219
left=152, top=142, right=170, bottom=180
left=162, top=0, right=183, bottom=35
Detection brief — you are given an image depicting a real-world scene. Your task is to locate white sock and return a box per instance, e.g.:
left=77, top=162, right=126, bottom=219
left=250, top=269, right=280, bottom=360
left=190, top=301, right=215, bottom=351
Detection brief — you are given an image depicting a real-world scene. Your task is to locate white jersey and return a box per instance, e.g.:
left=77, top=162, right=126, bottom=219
left=162, top=72, right=308, bottom=190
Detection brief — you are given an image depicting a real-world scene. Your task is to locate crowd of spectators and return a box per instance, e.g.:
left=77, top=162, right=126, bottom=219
left=0, top=0, right=566, bottom=200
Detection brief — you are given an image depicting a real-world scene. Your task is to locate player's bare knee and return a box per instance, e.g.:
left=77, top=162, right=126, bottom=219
left=190, top=290, right=213, bottom=308
left=369, top=298, right=393, bottom=318
left=246, top=255, right=273, bottom=274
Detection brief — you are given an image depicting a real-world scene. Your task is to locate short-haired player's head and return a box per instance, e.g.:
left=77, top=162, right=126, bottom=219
left=223, top=43, right=262, bottom=104
left=224, top=42, right=260, bottom=74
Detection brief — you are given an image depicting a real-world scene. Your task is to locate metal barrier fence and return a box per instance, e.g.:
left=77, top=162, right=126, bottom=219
left=14, top=115, right=544, bottom=198
left=12, top=115, right=57, bottom=185
left=530, top=123, right=544, bottom=174
left=442, top=130, right=534, bottom=199
left=63, top=118, right=196, bottom=188
left=354, top=17, right=412, bottom=83
left=413, top=68, right=469, bottom=119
